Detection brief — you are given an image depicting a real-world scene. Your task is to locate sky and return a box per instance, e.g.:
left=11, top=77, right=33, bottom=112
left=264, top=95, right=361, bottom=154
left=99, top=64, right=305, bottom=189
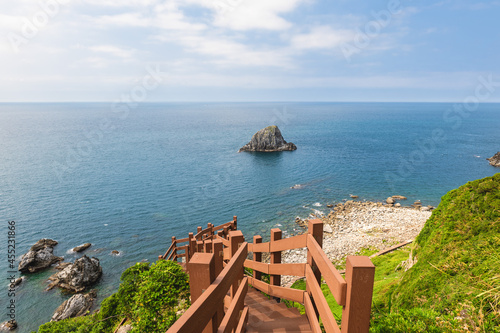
left=1, top=0, right=499, bottom=102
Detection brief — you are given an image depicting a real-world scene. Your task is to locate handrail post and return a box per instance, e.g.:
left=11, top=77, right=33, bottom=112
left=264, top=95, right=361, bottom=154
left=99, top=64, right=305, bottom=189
left=197, top=226, right=203, bottom=237
left=188, top=253, right=217, bottom=333
left=213, top=239, right=224, bottom=277
left=172, top=236, right=177, bottom=262
left=208, top=223, right=213, bottom=239
left=307, top=219, right=323, bottom=301
left=229, top=230, right=244, bottom=299
left=341, top=256, right=375, bottom=333
left=197, top=240, right=204, bottom=253
left=188, top=232, right=195, bottom=261
left=253, top=235, right=262, bottom=281
left=270, top=228, right=282, bottom=302
left=223, top=226, right=229, bottom=238
left=204, top=240, right=213, bottom=253
left=232, top=215, right=237, bottom=230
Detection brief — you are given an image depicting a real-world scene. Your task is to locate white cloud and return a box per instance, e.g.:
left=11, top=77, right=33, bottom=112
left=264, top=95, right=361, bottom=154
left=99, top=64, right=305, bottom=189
left=92, top=3, right=206, bottom=31
left=291, top=26, right=355, bottom=50
left=88, top=45, right=136, bottom=60
left=82, top=0, right=160, bottom=7
left=187, top=0, right=308, bottom=30
left=155, top=32, right=293, bottom=68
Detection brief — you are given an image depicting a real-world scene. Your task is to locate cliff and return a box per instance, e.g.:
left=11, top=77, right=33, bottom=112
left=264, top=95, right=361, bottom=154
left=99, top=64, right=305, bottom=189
left=238, top=125, right=297, bottom=152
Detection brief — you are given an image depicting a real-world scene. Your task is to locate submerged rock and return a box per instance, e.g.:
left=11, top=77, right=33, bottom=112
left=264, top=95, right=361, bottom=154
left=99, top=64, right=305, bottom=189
left=0, top=320, right=17, bottom=331
left=73, top=243, right=91, bottom=253
left=51, top=290, right=97, bottom=322
left=487, top=152, right=500, bottom=167
left=48, top=255, right=102, bottom=293
left=238, top=125, right=297, bottom=152
left=18, top=239, right=63, bottom=273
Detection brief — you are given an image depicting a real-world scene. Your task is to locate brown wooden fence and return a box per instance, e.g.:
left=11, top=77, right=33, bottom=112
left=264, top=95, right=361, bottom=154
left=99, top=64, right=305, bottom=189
left=162, top=216, right=375, bottom=333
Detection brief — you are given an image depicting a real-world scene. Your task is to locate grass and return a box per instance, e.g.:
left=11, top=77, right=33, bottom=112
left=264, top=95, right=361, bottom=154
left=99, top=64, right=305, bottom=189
left=286, top=173, right=500, bottom=332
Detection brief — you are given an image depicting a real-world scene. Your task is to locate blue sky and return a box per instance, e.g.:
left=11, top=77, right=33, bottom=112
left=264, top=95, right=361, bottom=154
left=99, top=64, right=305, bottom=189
left=1, top=0, right=499, bottom=102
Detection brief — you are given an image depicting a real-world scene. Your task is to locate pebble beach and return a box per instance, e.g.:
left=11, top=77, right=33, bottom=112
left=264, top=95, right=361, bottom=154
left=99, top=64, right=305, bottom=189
left=281, top=200, right=433, bottom=287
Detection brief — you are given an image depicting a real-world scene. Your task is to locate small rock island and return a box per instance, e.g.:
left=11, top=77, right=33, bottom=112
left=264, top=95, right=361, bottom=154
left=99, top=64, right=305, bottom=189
left=487, top=152, right=500, bottom=167
left=238, top=125, right=297, bottom=152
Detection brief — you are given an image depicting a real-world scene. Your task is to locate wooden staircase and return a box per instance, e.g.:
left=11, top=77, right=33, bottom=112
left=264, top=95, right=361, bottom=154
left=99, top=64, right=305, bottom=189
left=164, top=217, right=375, bottom=333
left=245, top=287, right=312, bottom=333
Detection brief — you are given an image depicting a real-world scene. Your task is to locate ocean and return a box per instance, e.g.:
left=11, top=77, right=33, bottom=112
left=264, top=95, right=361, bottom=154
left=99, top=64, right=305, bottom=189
left=0, top=102, right=499, bottom=332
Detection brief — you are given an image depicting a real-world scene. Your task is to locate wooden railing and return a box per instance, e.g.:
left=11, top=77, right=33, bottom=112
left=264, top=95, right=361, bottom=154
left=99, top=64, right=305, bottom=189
left=160, top=216, right=238, bottom=262
left=163, top=216, right=375, bottom=333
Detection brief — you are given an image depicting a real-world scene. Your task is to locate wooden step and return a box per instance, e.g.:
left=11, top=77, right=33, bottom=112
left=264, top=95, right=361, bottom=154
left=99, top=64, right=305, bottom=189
left=245, top=287, right=312, bottom=332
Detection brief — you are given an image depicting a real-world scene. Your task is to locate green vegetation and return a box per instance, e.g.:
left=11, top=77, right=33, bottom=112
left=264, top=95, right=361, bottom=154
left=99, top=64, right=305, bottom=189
left=382, top=173, right=500, bottom=332
left=288, top=174, right=500, bottom=332
left=36, top=260, right=190, bottom=333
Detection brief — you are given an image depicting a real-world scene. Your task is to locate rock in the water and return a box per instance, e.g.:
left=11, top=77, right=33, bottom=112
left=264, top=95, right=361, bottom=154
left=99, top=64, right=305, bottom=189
left=350, top=195, right=358, bottom=199
left=48, top=256, right=102, bottom=293
left=73, top=243, right=92, bottom=253
left=18, top=239, right=63, bottom=273
left=394, top=203, right=401, bottom=208
left=487, top=152, right=500, bottom=167
left=386, top=197, right=395, bottom=204
left=392, top=195, right=407, bottom=200
left=238, top=125, right=297, bottom=152
left=51, top=290, right=97, bottom=322
left=0, top=320, right=17, bottom=331
left=111, top=250, right=120, bottom=255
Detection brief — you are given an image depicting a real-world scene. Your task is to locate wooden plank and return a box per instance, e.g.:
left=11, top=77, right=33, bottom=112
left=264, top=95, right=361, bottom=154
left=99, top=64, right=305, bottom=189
left=268, top=284, right=304, bottom=303
left=176, top=237, right=190, bottom=244
left=223, top=247, right=230, bottom=260
left=163, top=241, right=176, bottom=259
left=216, top=235, right=230, bottom=247
left=369, top=240, right=413, bottom=259
left=269, top=263, right=306, bottom=277
left=304, top=293, right=322, bottom=333
left=213, top=221, right=234, bottom=231
left=218, top=277, right=248, bottom=333
left=270, top=234, right=307, bottom=252
left=247, top=243, right=253, bottom=252
left=252, top=241, right=270, bottom=253
left=307, top=234, right=347, bottom=306
left=244, top=260, right=269, bottom=274
left=166, top=243, right=248, bottom=333
left=167, top=249, right=176, bottom=261
left=235, top=305, right=249, bottom=333
left=306, top=265, right=341, bottom=333
left=248, top=277, right=269, bottom=294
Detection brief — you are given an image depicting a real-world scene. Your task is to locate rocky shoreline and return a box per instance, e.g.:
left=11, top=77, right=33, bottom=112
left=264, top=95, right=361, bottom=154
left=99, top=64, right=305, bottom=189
left=281, top=200, right=432, bottom=287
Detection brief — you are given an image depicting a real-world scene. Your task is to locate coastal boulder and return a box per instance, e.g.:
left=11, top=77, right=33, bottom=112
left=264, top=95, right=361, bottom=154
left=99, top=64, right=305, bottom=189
left=0, top=320, right=17, bottom=331
left=386, top=197, right=395, bottom=204
left=48, top=255, right=102, bottom=293
left=238, top=125, right=297, bottom=152
left=51, top=290, right=97, bottom=322
left=18, top=239, right=63, bottom=273
left=487, top=152, right=500, bottom=167
left=72, top=243, right=91, bottom=253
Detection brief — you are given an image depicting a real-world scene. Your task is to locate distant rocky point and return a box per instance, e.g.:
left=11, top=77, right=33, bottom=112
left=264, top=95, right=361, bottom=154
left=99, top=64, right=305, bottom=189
left=487, top=152, right=500, bottom=167
left=238, top=125, right=297, bottom=153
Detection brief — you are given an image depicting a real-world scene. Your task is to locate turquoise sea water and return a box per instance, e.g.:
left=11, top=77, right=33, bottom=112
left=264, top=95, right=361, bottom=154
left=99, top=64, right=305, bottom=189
left=0, top=102, right=499, bottom=331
